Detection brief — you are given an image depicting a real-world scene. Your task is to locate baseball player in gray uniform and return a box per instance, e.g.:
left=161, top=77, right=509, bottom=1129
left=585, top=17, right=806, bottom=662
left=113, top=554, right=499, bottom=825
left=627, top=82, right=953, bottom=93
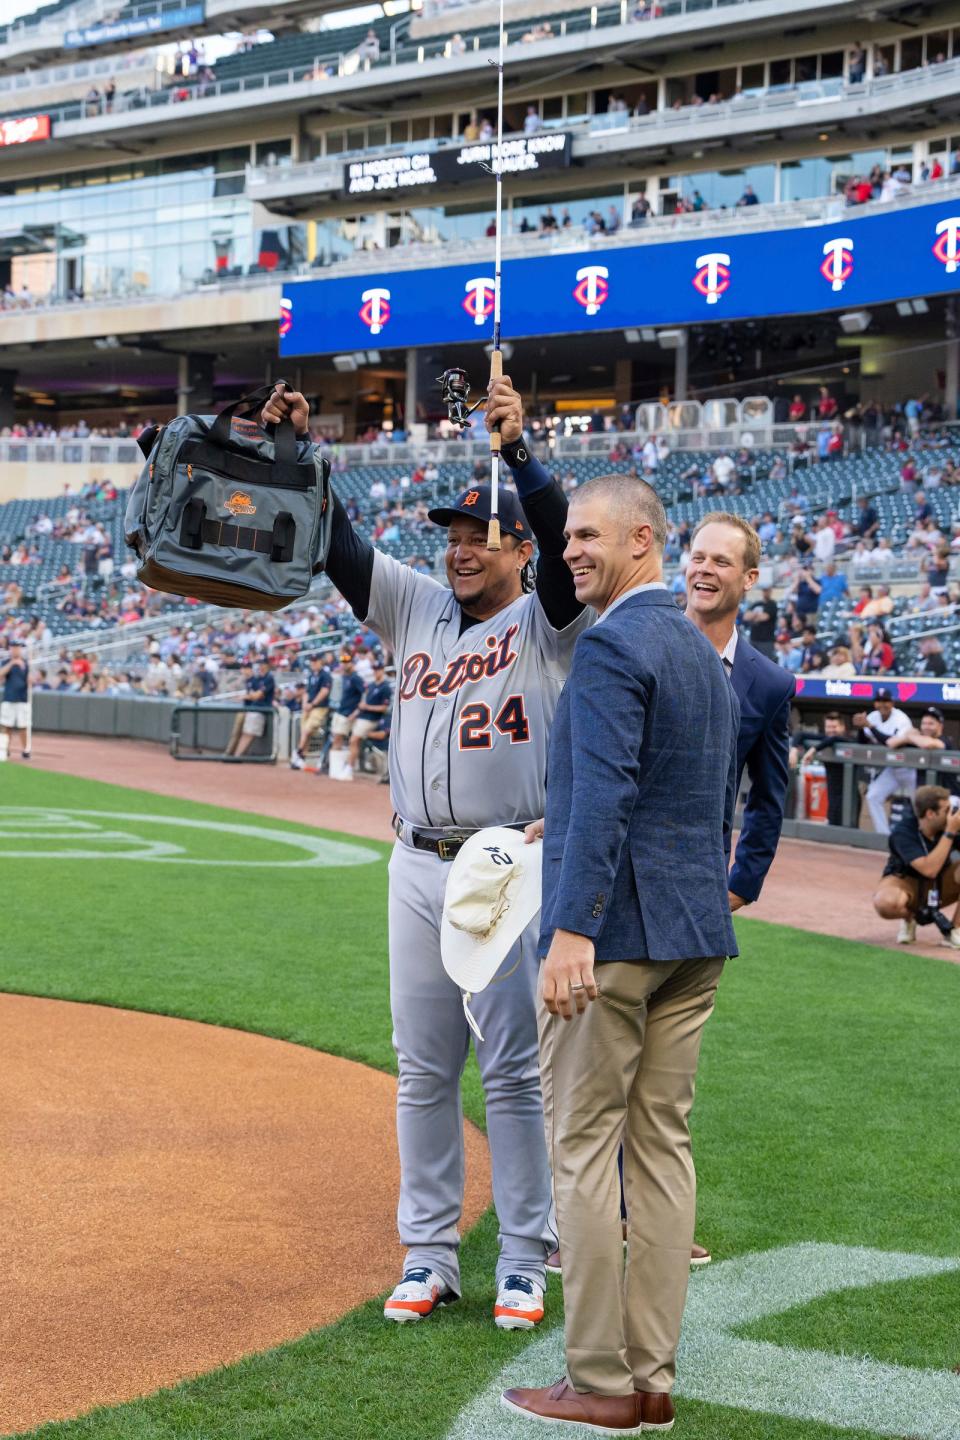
left=262, top=379, right=589, bottom=1330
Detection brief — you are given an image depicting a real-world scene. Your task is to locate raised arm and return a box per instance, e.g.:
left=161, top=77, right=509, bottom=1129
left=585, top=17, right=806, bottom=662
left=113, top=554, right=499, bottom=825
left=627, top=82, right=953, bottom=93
left=486, top=378, right=583, bottom=631
left=262, top=383, right=376, bottom=620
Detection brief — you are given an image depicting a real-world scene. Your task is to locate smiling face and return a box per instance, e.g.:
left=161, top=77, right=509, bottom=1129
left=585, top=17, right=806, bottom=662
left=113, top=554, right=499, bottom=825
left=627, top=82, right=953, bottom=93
left=562, top=492, right=658, bottom=612
left=443, top=516, right=530, bottom=619
left=686, top=521, right=759, bottom=626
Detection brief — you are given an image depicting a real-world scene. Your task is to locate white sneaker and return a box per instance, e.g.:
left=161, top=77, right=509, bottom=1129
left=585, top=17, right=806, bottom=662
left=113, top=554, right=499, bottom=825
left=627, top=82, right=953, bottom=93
left=494, top=1274, right=544, bottom=1330
left=383, top=1268, right=451, bottom=1323
left=289, top=753, right=305, bottom=770
left=897, top=918, right=916, bottom=944
left=940, top=927, right=960, bottom=950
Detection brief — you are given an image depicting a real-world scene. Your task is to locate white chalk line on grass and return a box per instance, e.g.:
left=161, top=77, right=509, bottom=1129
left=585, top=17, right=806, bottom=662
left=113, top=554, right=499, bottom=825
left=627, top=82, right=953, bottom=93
left=0, top=807, right=381, bottom=868
left=445, top=1243, right=960, bottom=1440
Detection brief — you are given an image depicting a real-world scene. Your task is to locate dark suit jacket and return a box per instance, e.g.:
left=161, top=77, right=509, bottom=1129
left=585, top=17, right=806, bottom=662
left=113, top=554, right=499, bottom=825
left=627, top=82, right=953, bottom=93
left=727, top=632, right=795, bottom=904
left=540, top=588, right=740, bottom=963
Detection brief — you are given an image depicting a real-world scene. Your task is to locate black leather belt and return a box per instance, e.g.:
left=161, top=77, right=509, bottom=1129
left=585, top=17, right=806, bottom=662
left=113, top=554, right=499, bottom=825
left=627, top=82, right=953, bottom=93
left=394, top=816, right=527, bottom=862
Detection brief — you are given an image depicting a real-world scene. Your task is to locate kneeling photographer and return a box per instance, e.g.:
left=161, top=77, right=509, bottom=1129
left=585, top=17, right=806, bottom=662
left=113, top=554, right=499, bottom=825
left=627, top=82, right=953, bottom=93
left=873, top=785, right=960, bottom=948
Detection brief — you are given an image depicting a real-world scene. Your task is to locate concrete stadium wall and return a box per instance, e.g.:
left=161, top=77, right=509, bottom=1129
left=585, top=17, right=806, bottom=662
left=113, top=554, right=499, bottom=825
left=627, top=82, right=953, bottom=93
left=411, top=0, right=589, bottom=38
left=0, top=463, right=139, bottom=505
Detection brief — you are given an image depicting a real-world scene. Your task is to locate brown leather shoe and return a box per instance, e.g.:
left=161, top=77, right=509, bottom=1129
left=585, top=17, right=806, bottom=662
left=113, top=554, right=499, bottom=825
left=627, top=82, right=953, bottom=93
left=502, top=1379, right=641, bottom=1433
left=690, top=1241, right=712, bottom=1266
left=546, top=1246, right=562, bottom=1273
left=636, top=1389, right=675, bottom=1430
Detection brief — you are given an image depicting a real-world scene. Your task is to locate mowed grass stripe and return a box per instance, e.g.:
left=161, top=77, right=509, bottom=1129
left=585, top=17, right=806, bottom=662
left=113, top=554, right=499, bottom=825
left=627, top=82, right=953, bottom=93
left=2, top=766, right=958, bottom=1440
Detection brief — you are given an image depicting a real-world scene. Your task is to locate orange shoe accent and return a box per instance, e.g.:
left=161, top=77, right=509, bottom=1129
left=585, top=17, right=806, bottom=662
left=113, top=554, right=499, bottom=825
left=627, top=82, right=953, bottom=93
left=387, top=1292, right=438, bottom=1316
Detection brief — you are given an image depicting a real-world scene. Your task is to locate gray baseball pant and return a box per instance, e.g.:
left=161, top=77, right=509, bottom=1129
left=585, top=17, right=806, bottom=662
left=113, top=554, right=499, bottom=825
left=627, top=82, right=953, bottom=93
left=388, top=840, right=555, bottom=1296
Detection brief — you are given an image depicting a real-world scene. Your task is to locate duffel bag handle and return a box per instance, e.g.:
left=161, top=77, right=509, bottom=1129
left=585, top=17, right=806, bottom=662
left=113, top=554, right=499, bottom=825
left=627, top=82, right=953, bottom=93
left=210, top=381, right=298, bottom=465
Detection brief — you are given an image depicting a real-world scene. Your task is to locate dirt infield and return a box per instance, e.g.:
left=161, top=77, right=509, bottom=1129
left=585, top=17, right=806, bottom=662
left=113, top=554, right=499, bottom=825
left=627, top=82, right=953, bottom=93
left=0, top=992, right=491, bottom=1435
left=26, top=735, right=959, bottom=962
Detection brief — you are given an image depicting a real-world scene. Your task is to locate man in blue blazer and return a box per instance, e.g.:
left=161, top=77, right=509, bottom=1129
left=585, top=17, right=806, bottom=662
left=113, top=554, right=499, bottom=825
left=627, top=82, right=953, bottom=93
left=503, top=475, right=739, bottom=1437
left=684, top=512, right=795, bottom=909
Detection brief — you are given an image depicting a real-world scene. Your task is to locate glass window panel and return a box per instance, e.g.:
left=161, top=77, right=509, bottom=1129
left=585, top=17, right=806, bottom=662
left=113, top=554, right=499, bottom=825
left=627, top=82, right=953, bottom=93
left=325, top=131, right=345, bottom=154
left=820, top=50, right=844, bottom=78
left=926, top=32, right=949, bottom=62
left=740, top=62, right=765, bottom=88
left=900, top=37, right=922, bottom=70
left=411, top=117, right=431, bottom=140
left=769, top=58, right=791, bottom=86
left=675, top=163, right=775, bottom=209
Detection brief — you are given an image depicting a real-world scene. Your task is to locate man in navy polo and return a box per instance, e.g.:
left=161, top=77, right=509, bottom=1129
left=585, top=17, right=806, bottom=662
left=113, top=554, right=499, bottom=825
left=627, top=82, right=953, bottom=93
left=0, top=641, right=31, bottom=761
left=225, top=658, right=275, bottom=759
left=328, top=651, right=366, bottom=781
left=348, top=658, right=393, bottom=777
left=291, top=652, right=332, bottom=770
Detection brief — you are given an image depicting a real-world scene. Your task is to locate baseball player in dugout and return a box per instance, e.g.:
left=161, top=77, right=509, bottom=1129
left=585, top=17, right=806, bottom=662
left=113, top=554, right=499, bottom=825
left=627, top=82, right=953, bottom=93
left=261, top=377, right=589, bottom=1332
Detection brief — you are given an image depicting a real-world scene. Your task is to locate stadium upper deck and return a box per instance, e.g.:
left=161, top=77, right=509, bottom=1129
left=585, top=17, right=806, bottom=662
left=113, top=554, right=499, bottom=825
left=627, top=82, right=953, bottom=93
left=1, top=0, right=959, bottom=435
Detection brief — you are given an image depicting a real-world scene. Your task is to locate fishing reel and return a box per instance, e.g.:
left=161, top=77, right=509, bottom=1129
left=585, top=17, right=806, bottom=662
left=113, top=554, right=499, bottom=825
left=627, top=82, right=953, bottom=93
left=436, top=367, right=482, bottom=429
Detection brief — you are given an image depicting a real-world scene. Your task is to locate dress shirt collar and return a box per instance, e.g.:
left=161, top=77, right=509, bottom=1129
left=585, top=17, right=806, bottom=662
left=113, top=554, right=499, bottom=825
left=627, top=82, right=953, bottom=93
left=720, top=627, right=739, bottom=671
left=597, top=581, right=669, bottom=623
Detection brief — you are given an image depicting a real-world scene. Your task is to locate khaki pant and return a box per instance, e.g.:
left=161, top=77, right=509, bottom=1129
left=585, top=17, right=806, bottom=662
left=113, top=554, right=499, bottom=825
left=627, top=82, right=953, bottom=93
left=538, top=955, right=724, bottom=1397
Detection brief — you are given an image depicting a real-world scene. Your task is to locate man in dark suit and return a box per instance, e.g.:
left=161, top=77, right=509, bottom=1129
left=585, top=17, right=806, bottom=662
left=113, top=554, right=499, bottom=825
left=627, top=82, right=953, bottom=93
left=685, top=512, right=795, bottom=909
left=503, top=475, right=738, bottom=1436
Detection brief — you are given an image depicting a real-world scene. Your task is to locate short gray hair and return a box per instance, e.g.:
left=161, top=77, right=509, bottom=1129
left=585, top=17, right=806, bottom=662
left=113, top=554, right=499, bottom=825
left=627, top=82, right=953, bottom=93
left=570, top=473, right=667, bottom=550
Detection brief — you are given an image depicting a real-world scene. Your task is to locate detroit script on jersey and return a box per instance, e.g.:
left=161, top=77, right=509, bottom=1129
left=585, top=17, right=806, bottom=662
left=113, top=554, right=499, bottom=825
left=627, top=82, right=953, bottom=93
left=364, top=553, right=591, bottom=830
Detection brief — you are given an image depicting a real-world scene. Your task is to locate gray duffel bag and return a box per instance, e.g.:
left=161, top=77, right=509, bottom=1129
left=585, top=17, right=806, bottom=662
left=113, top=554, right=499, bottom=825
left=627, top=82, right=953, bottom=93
left=124, top=382, right=332, bottom=611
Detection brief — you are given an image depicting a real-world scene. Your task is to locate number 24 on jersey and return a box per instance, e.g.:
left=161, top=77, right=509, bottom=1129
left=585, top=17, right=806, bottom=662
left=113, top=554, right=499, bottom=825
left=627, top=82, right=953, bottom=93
left=458, top=696, right=530, bottom=750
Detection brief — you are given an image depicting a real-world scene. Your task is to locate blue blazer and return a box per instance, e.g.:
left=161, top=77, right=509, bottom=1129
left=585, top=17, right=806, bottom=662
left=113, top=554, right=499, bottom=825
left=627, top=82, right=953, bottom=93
left=540, top=589, right=740, bottom=963
left=727, top=634, right=795, bottom=904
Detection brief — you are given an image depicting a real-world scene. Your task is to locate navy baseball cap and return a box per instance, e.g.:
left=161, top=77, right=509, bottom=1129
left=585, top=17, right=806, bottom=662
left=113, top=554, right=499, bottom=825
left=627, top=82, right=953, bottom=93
left=876, top=687, right=895, bottom=702
left=428, top=485, right=533, bottom=542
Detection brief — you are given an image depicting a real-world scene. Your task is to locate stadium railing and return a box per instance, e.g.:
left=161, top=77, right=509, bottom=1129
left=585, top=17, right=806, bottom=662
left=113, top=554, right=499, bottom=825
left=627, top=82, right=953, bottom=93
left=26, top=25, right=960, bottom=133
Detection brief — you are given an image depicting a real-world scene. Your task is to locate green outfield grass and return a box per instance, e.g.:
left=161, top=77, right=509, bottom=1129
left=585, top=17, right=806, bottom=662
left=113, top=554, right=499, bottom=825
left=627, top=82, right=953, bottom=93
left=2, top=766, right=958, bottom=1440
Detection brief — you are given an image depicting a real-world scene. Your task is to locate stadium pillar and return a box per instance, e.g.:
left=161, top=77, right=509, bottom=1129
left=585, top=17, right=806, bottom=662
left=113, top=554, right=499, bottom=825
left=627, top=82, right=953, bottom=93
left=946, top=299, right=959, bottom=421
left=177, top=355, right=215, bottom=415
left=405, top=348, right=417, bottom=430
left=674, top=329, right=689, bottom=402
left=0, top=369, right=15, bottom=428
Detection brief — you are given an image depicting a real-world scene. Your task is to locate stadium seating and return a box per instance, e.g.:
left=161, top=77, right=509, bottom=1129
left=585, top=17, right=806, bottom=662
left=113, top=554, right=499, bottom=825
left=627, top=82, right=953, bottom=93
left=0, top=0, right=77, bottom=43
left=2, top=443, right=957, bottom=665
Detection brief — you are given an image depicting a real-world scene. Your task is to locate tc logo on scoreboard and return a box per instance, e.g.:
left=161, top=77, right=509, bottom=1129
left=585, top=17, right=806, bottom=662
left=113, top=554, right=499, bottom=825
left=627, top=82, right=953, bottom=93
left=692, top=252, right=731, bottom=305
left=573, top=265, right=609, bottom=316
left=463, top=277, right=496, bottom=326
left=359, top=287, right=391, bottom=335
left=821, top=238, right=854, bottom=292
left=279, top=297, right=293, bottom=338
left=933, top=217, right=960, bottom=274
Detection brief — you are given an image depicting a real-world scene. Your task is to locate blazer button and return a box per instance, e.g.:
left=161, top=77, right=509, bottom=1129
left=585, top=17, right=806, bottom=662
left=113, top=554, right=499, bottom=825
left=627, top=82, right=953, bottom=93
left=591, top=904, right=603, bottom=919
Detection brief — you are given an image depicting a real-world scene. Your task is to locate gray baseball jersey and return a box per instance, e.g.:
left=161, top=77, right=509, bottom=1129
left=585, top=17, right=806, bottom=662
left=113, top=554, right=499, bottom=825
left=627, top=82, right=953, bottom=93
left=365, top=550, right=592, bottom=829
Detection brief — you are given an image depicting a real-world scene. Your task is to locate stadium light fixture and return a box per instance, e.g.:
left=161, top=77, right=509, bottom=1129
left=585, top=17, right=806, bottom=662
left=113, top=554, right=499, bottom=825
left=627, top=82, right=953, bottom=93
left=896, top=301, right=912, bottom=317
left=623, top=329, right=641, bottom=343
left=640, top=328, right=657, bottom=342
left=913, top=298, right=929, bottom=314
left=656, top=329, right=685, bottom=349
left=838, top=311, right=872, bottom=334
left=332, top=354, right=359, bottom=372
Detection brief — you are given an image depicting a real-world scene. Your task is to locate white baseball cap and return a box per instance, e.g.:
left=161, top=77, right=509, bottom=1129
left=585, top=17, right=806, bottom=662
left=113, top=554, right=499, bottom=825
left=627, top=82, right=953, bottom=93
left=441, top=827, right=542, bottom=1041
